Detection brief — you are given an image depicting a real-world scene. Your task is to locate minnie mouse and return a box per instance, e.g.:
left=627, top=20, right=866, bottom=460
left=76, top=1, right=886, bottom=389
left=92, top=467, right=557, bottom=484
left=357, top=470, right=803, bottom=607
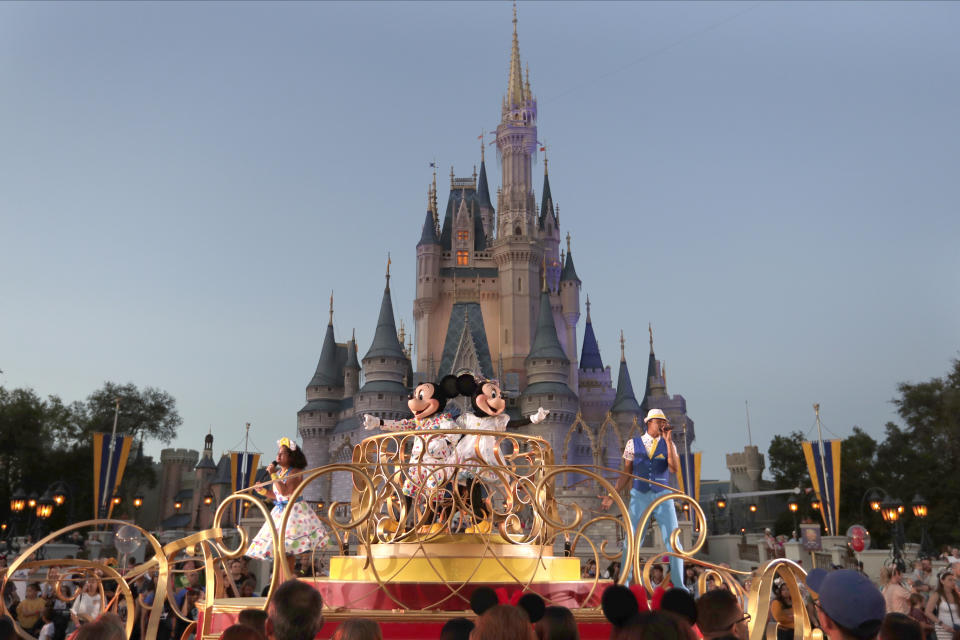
left=363, top=374, right=465, bottom=531
left=454, top=376, right=548, bottom=532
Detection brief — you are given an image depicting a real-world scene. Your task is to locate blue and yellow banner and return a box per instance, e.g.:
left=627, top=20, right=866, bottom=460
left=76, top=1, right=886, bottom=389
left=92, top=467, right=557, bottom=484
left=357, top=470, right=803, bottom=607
left=92, top=433, right=134, bottom=519
left=677, top=451, right=701, bottom=502
left=802, top=439, right=841, bottom=537
left=230, top=452, right=261, bottom=521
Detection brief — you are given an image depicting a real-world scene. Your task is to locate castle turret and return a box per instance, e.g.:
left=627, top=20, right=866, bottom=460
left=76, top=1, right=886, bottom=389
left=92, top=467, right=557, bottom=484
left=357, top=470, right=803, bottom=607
left=357, top=260, right=410, bottom=421
left=559, top=233, right=581, bottom=388
left=415, top=173, right=442, bottom=375
left=192, top=431, right=217, bottom=529
left=611, top=330, right=642, bottom=435
left=493, top=6, right=542, bottom=386
left=344, top=329, right=361, bottom=398
left=476, top=141, right=495, bottom=240
left=520, top=275, right=578, bottom=447
left=298, top=295, right=343, bottom=502
left=640, top=325, right=695, bottom=452
left=577, top=297, right=614, bottom=424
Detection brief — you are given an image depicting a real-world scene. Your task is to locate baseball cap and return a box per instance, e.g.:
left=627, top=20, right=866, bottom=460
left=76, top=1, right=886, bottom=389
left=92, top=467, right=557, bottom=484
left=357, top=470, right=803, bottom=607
left=806, top=568, right=885, bottom=636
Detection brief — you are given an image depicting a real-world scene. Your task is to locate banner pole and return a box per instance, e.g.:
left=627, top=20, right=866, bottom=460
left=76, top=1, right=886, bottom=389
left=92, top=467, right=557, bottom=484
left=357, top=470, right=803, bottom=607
left=100, top=398, right=121, bottom=522
left=813, top=404, right=834, bottom=537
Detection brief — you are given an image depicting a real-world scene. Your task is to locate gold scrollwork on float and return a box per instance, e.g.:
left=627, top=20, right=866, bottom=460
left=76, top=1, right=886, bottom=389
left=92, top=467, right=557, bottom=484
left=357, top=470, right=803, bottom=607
left=0, top=433, right=818, bottom=640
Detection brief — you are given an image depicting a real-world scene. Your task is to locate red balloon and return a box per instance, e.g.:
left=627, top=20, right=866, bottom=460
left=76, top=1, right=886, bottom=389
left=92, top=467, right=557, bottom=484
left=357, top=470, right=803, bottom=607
left=851, top=538, right=865, bottom=552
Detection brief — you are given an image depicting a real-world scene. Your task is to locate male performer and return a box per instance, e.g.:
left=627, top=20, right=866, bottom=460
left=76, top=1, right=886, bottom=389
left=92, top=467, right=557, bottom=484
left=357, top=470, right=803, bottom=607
left=601, top=408, right=684, bottom=589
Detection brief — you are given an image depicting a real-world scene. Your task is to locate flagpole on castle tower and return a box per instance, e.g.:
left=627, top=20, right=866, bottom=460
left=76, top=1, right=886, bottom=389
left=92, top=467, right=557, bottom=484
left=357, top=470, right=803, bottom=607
left=242, top=423, right=250, bottom=484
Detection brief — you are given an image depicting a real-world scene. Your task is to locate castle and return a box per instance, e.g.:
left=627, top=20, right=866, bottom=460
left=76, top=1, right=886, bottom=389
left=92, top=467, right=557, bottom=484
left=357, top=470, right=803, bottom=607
left=296, top=9, right=696, bottom=508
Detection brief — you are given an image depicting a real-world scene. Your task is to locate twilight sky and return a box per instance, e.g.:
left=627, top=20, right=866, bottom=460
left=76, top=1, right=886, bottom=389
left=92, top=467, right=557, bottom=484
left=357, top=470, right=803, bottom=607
left=1, top=1, right=958, bottom=480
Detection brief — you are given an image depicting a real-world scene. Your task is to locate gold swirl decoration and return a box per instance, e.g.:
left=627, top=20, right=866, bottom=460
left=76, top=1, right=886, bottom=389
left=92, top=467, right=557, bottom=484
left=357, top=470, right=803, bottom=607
left=1, top=433, right=821, bottom=639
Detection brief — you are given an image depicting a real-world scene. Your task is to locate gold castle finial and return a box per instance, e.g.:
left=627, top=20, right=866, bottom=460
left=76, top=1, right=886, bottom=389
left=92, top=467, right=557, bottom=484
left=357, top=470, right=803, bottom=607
left=450, top=165, right=455, bottom=189
left=480, top=130, right=485, bottom=162
left=649, top=323, right=654, bottom=354
left=398, top=319, right=405, bottom=346
left=585, top=294, right=591, bottom=322
left=620, top=330, right=626, bottom=362
left=543, top=143, right=548, bottom=175
left=329, top=291, right=334, bottom=326
left=566, top=231, right=571, bottom=255
left=386, top=253, right=392, bottom=288
left=507, top=1, right=525, bottom=106
left=351, top=327, right=356, bottom=344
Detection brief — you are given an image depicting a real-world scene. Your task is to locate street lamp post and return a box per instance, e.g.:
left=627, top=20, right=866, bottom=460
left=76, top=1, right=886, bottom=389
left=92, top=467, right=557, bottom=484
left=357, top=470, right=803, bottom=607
left=880, top=496, right=905, bottom=567
left=787, top=495, right=799, bottom=536
left=712, top=494, right=727, bottom=535
left=911, top=494, right=931, bottom=556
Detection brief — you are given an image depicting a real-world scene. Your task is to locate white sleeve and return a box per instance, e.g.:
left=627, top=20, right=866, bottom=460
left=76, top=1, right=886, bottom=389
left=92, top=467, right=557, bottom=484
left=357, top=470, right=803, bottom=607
left=623, top=439, right=635, bottom=461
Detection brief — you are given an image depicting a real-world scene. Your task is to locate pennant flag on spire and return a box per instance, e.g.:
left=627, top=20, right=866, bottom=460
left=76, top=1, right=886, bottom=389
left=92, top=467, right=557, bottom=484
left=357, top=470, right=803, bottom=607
left=92, top=433, right=134, bottom=519
left=230, top=452, right=262, bottom=522
left=677, top=451, right=701, bottom=503
left=802, top=439, right=841, bottom=536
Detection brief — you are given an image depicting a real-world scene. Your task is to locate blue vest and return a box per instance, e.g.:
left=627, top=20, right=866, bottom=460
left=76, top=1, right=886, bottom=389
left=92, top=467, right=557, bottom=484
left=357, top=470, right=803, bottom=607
left=631, top=436, right=671, bottom=493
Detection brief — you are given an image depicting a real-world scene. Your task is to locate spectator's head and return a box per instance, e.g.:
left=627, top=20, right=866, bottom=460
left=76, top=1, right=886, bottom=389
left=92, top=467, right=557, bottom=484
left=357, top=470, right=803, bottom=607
left=237, top=609, right=268, bottom=636
left=221, top=624, right=266, bottom=640
left=99, top=613, right=125, bottom=633
left=951, top=562, right=960, bottom=579
left=908, top=593, right=923, bottom=609
left=240, top=579, right=256, bottom=598
left=660, top=588, right=697, bottom=626
left=471, top=605, right=536, bottom=640
left=696, top=588, right=748, bottom=640
left=26, top=583, right=40, bottom=598
left=651, top=565, right=664, bottom=583
left=439, top=618, right=474, bottom=640
left=807, top=569, right=885, bottom=640
left=469, top=587, right=499, bottom=617
left=265, top=579, right=324, bottom=640
left=534, top=606, right=578, bottom=640
left=75, top=619, right=126, bottom=640
left=330, top=618, right=382, bottom=640
left=921, top=558, right=932, bottom=572
left=937, top=570, right=957, bottom=599
left=612, top=611, right=692, bottom=640
left=774, top=582, right=793, bottom=606
left=878, top=613, right=922, bottom=640
left=517, top=593, right=546, bottom=624
left=601, top=585, right=639, bottom=628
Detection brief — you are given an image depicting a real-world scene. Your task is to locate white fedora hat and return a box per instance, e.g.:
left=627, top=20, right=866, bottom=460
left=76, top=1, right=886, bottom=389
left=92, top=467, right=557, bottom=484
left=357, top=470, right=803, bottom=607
left=643, top=409, right=669, bottom=423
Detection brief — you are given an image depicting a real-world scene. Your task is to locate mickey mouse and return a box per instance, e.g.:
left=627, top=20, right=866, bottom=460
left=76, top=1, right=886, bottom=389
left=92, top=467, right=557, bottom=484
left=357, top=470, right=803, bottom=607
left=363, top=375, right=464, bottom=530
left=454, top=376, right=548, bottom=532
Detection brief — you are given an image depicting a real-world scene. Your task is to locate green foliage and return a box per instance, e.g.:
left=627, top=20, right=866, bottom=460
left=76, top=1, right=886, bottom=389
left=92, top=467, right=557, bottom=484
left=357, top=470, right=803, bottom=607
left=0, top=381, right=180, bottom=525
left=767, top=430, right=809, bottom=490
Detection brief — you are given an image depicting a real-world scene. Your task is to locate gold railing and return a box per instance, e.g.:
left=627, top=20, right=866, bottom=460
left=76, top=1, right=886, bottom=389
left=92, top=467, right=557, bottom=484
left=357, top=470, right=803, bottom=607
left=0, top=432, right=821, bottom=639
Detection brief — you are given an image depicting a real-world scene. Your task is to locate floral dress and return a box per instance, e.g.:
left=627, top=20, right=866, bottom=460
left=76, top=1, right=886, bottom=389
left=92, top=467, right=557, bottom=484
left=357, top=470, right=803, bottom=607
left=455, top=413, right=508, bottom=483
left=246, top=470, right=329, bottom=559
left=386, top=412, right=460, bottom=498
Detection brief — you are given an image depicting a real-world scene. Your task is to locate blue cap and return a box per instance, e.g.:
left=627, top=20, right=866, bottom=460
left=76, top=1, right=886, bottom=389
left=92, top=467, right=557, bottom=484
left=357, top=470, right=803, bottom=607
left=806, top=569, right=885, bottom=635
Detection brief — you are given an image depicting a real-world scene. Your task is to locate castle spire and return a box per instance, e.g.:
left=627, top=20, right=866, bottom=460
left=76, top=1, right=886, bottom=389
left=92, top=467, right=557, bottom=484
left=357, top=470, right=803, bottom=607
left=506, top=1, right=525, bottom=107
left=385, top=253, right=391, bottom=288
left=612, top=331, right=641, bottom=414
left=560, top=232, right=581, bottom=283
left=579, top=295, right=603, bottom=371
left=649, top=322, right=654, bottom=354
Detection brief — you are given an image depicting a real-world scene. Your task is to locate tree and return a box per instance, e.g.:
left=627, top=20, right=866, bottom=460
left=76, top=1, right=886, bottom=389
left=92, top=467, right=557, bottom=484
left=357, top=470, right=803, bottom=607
left=767, top=430, right=809, bottom=490
left=876, top=359, right=960, bottom=545
left=79, top=382, right=182, bottom=446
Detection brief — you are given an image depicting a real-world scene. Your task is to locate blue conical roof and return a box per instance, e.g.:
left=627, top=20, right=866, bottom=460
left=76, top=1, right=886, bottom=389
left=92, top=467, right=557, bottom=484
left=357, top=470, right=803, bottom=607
left=580, top=318, right=603, bottom=370
left=477, top=160, right=493, bottom=210
left=526, top=289, right=569, bottom=363
left=363, top=280, right=406, bottom=360
left=560, top=248, right=580, bottom=282
left=418, top=209, right=439, bottom=247
left=308, top=323, right=342, bottom=387
left=639, top=349, right=658, bottom=415
left=612, top=358, right=641, bottom=414
left=538, top=172, right=556, bottom=228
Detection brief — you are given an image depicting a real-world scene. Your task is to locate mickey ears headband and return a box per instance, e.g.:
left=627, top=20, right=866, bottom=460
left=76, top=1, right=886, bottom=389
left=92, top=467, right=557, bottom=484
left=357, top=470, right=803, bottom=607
left=277, top=437, right=299, bottom=451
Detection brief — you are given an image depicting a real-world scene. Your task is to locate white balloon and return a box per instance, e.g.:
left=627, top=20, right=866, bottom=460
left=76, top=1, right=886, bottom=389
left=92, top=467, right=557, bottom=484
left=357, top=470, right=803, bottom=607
left=114, top=524, right=143, bottom=555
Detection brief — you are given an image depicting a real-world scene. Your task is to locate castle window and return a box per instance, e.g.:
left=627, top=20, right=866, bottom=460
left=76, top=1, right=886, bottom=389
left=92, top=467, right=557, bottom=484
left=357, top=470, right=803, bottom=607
left=548, top=395, right=554, bottom=401
left=456, top=251, right=469, bottom=265
left=504, top=329, right=509, bottom=343
left=378, top=394, right=384, bottom=400
left=518, top=278, right=522, bottom=292
left=327, top=412, right=333, bottom=417
left=514, top=226, right=521, bottom=236
left=456, top=230, right=468, bottom=242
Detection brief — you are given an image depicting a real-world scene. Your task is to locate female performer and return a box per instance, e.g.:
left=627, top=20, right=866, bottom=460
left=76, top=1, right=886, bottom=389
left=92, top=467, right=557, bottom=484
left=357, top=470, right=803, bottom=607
left=246, top=438, right=328, bottom=572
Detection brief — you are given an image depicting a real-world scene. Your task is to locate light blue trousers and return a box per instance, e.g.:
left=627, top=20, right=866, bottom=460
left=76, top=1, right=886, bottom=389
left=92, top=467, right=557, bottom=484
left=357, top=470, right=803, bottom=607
left=623, top=487, right=685, bottom=590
